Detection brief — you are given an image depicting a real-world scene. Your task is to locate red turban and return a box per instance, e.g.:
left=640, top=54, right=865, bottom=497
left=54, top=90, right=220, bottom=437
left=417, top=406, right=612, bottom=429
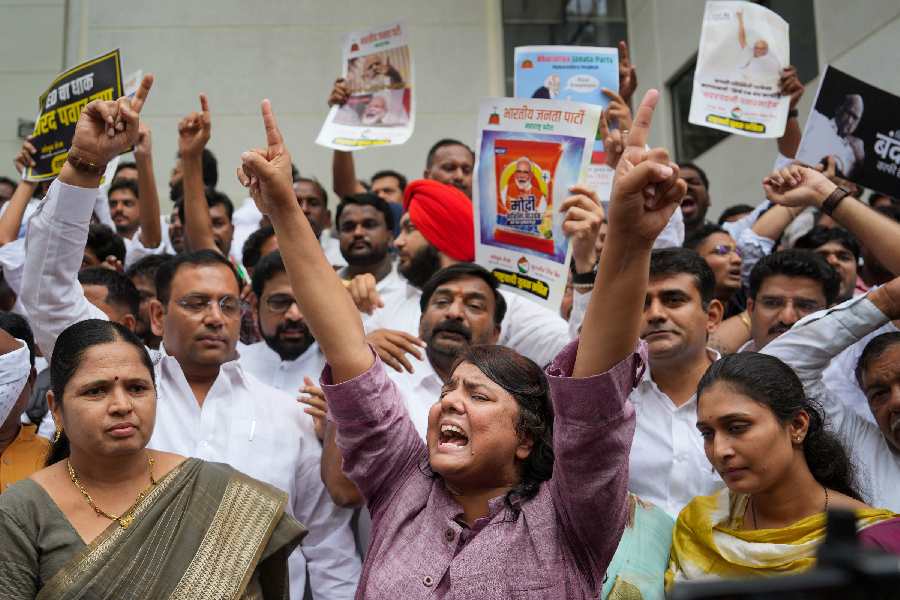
left=403, top=180, right=474, bottom=262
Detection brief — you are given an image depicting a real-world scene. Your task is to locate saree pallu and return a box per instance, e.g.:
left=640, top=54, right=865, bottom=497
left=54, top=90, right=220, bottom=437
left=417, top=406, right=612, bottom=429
left=38, top=459, right=306, bottom=600
left=665, top=488, right=896, bottom=588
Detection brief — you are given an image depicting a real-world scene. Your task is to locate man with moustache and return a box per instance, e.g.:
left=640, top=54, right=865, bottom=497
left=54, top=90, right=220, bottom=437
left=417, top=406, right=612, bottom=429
left=336, top=193, right=397, bottom=290
left=742, top=249, right=841, bottom=352
left=321, top=262, right=506, bottom=507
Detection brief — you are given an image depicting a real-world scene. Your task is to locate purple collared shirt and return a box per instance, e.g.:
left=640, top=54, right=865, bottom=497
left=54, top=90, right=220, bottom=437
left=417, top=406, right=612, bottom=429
left=323, top=339, right=643, bottom=599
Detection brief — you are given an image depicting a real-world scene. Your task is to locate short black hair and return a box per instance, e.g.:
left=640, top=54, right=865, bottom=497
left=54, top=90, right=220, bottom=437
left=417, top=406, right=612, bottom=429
left=371, top=169, right=408, bottom=191
left=294, top=177, right=329, bottom=207
left=242, top=226, right=277, bottom=271
left=86, top=223, right=126, bottom=264
left=291, top=162, right=300, bottom=182
left=175, top=148, right=218, bottom=188
left=717, top=204, right=754, bottom=224
left=426, top=139, right=474, bottom=169
left=177, top=188, right=234, bottom=224
left=335, top=193, right=395, bottom=233
left=0, top=311, right=35, bottom=367
left=795, top=226, right=861, bottom=261
left=683, top=223, right=729, bottom=252
left=114, top=161, right=137, bottom=177
left=155, top=249, right=241, bottom=306
left=0, top=176, right=17, bottom=192
left=677, top=161, right=709, bottom=191
left=125, top=253, right=174, bottom=281
left=875, top=204, right=900, bottom=223
left=251, top=250, right=287, bottom=299
left=108, top=178, right=139, bottom=198
left=856, top=332, right=900, bottom=388
left=78, top=267, right=141, bottom=317
left=420, top=263, right=507, bottom=326
left=649, top=248, right=716, bottom=307
left=748, top=249, right=841, bottom=305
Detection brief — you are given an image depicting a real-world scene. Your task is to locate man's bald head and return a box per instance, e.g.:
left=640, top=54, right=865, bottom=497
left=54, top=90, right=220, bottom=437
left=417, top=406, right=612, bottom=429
left=836, top=94, right=864, bottom=137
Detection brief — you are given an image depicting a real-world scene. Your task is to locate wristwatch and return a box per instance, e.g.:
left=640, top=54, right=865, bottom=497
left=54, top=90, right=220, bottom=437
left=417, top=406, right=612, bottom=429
left=821, top=184, right=852, bottom=216
left=788, top=108, right=799, bottom=119
left=572, top=263, right=598, bottom=285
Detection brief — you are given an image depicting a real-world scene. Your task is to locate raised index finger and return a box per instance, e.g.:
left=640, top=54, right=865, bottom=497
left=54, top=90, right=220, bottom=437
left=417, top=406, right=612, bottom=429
left=260, top=99, right=284, bottom=152
left=625, top=88, right=659, bottom=149
left=130, top=74, right=154, bottom=114
left=199, top=93, right=210, bottom=114
left=619, top=41, right=630, bottom=65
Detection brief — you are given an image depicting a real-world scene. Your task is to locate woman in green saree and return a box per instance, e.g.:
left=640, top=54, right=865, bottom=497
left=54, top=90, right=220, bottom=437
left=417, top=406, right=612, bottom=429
left=0, top=319, right=306, bottom=599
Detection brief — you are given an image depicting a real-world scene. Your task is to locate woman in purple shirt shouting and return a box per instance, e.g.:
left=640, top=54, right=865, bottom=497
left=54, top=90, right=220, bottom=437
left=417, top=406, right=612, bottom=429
left=236, top=90, right=685, bottom=599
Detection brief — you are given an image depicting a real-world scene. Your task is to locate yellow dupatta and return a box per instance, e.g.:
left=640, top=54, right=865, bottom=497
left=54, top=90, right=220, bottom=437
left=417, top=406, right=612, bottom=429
left=665, top=488, right=896, bottom=588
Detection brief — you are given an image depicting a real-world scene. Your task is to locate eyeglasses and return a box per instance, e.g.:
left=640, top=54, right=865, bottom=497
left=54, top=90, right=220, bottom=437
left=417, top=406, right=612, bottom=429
left=264, top=294, right=299, bottom=314
left=175, top=295, right=244, bottom=318
left=708, top=244, right=742, bottom=258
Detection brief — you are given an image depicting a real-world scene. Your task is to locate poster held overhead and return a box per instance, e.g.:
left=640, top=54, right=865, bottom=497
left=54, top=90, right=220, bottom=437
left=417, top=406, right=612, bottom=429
left=316, top=21, right=414, bottom=151
left=689, top=1, right=789, bottom=138
left=797, top=66, right=900, bottom=197
left=514, top=46, right=618, bottom=202
left=473, top=99, right=600, bottom=313
left=25, top=49, right=124, bottom=182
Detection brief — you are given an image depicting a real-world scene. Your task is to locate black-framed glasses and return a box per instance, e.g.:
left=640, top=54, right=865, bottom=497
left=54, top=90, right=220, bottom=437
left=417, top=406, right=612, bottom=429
left=264, top=293, right=299, bottom=314
left=175, top=294, right=244, bottom=318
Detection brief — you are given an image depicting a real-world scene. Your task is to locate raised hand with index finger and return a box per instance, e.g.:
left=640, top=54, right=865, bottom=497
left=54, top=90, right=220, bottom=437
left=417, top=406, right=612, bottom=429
left=68, top=73, right=155, bottom=170
left=236, top=99, right=295, bottom=217
left=607, top=89, right=686, bottom=246
left=177, top=94, right=211, bottom=159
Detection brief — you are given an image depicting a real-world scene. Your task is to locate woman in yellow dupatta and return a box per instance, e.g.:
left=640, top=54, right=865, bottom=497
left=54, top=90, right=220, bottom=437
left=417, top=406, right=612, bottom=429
left=0, top=319, right=306, bottom=599
left=667, top=352, right=895, bottom=587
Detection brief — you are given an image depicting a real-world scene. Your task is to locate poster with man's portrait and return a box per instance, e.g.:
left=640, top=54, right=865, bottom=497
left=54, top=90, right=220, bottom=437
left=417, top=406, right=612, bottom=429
left=316, top=21, right=414, bottom=151
left=689, top=1, right=790, bottom=138
left=797, top=66, right=900, bottom=197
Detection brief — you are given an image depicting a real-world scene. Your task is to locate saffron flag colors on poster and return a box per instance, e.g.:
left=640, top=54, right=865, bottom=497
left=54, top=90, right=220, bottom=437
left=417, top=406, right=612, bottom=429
left=473, top=98, right=601, bottom=313
left=316, top=21, right=414, bottom=151
left=514, top=46, right=618, bottom=202
left=689, top=1, right=790, bottom=138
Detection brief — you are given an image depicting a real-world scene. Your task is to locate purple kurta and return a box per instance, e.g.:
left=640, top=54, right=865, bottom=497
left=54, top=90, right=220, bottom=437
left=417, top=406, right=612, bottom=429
left=322, top=339, right=644, bottom=599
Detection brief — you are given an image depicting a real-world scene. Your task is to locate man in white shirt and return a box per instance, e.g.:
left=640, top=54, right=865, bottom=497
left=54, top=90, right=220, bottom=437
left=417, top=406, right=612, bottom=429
left=762, top=281, right=900, bottom=511
left=334, top=193, right=399, bottom=296
left=238, top=250, right=325, bottom=395
left=801, top=96, right=865, bottom=179
left=736, top=10, right=781, bottom=81
left=321, top=262, right=506, bottom=507
left=21, top=89, right=360, bottom=599
left=629, top=248, right=725, bottom=517
left=360, top=179, right=590, bottom=370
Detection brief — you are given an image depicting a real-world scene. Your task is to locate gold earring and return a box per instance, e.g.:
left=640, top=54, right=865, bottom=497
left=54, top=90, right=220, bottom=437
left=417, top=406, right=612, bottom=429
left=53, top=429, right=63, bottom=443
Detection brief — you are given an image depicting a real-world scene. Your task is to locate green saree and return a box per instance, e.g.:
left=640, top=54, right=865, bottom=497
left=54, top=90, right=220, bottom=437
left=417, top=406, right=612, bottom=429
left=0, top=458, right=306, bottom=599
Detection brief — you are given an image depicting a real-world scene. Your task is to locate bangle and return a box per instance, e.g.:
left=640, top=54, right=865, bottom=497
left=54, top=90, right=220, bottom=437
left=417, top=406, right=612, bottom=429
left=66, top=150, right=106, bottom=175
left=788, top=108, right=799, bottom=119
left=572, top=282, right=594, bottom=292
left=739, top=311, right=751, bottom=331
left=821, top=185, right=851, bottom=216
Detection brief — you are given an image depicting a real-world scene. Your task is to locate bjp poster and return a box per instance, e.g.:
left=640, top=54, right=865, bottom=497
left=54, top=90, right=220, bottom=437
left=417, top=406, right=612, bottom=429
left=473, top=98, right=600, bottom=312
left=316, top=21, right=414, bottom=151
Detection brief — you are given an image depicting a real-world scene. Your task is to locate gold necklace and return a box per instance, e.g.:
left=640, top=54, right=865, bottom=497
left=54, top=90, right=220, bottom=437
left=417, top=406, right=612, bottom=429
left=67, top=453, right=157, bottom=529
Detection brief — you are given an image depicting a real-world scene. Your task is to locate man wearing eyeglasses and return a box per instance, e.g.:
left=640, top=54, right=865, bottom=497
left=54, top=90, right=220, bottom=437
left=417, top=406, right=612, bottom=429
left=20, top=89, right=361, bottom=600
left=238, top=250, right=324, bottom=401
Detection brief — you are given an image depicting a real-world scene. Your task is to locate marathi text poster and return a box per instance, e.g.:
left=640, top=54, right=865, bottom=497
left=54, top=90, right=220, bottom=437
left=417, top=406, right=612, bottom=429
left=26, top=49, right=123, bottom=181
left=514, top=46, right=618, bottom=202
left=689, top=1, right=789, bottom=138
left=316, top=21, right=414, bottom=151
left=797, top=66, right=900, bottom=197
left=473, top=98, right=600, bottom=313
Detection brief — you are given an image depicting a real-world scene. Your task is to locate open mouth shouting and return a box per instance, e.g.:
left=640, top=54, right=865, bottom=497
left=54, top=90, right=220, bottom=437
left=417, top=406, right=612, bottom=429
left=438, top=422, right=470, bottom=451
